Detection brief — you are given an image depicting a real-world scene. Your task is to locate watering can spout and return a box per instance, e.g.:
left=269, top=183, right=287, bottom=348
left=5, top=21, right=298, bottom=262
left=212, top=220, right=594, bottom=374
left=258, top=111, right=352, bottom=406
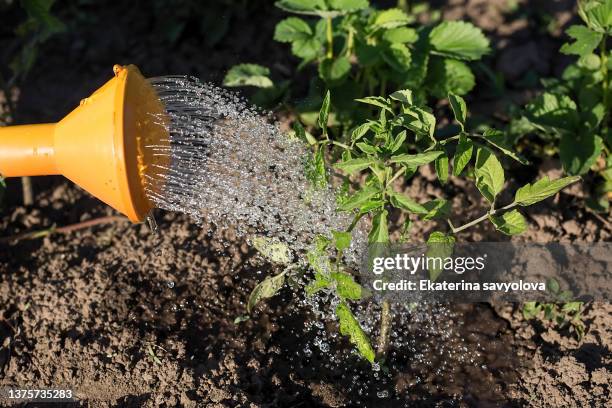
left=0, top=65, right=170, bottom=223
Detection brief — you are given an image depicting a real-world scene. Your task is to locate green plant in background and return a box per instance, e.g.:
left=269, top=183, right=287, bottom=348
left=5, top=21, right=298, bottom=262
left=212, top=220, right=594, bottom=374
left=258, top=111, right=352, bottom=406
left=519, top=0, right=611, bottom=212
left=523, top=278, right=585, bottom=340
left=223, top=0, right=490, bottom=130
left=0, top=0, right=65, bottom=204
left=247, top=90, right=580, bottom=362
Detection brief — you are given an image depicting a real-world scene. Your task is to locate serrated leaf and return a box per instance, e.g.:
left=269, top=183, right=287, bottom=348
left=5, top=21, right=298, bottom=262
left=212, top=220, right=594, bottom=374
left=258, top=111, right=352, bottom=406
left=490, top=209, right=527, bottom=235
left=389, top=89, right=414, bottom=105
left=274, top=17, right=313, bottom=42
left=453, top=134, right=473, bottom=176
left=448, top=92, right=467, bottom=129
left=422, top=198, right=450, bottom=220
left=369, top=209, right=389, bottom=244
left=396, top=107, right=436, bottom=142
left=389, top=151, right=444, bottom=166
left=332, top=230, right=352, bottom=251
left=318, top=90, right=331, bottom=133
left=335, top=301, right=375, bottom=362
left=435, top=154, right=449, bottom=184
left=373, top=8, right=410, bottom=29
left=382, top=43, right=412, bottom=72
left=426, top=232, right=455, bottom=281
left=223, top=64, right=274, bottom=88
left=388, top=191, right=428, bottom=214
left=247, top=272, right=286, bottom=313
left=474, top=147, right=505, bottom=203
left=560, top=25, right=603, bottom=56
left=253, top=237, right=292, bottom=264
left=339, top=185, right=380, bottom=211
left=427, top=58, right=475, bottom=98
left=334, top=157, right=376, bottom=174
left=429, top=21, right=490, bottom=60
left=514, top=176, right=581, bottom=206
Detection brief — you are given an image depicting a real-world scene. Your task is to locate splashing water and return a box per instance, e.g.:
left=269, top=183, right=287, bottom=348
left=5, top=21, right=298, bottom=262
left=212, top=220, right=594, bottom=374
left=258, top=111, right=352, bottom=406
left=142, top=75, right=366, bottom=262
left=138, top=76, right=503, bottom=403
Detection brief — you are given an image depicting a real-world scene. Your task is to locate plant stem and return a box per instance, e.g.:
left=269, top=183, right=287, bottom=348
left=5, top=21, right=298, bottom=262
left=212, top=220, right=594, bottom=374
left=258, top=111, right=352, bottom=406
left=330, top=140, right=350, bottom=150
left=386, top=167, right=405, bottom=188
left=600, top=35, right=609, bottom=132
left=448, top=202, right=517, bottom=234
left=376, top=299, right=392, bottom=361
left=326, top=16, right=334, bottom=59
left=21, top=176, right=33, bottom=206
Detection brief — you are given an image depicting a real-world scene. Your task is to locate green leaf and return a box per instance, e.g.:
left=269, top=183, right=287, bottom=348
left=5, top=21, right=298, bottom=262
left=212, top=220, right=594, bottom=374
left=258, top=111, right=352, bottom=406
left=490, top=209, right=528, bottom=235
left=333, top=231, right=352, bottom=251
left=292, top=37, right=323, bottom=59
left=21, top=0, right=65, bottom=38
left=223, top=64, right=274, bottom=88
left=388, top=191, right=428, bottom=214
left=319, top=57, right=352, bottom=84
left=426, top=232, right=455, bottom=281
left=514, top=176, right=581, bottom=206
left=427, top=58, right=475, bottom=98
left=389, top=130, right=407, bottom=153
left=357, top=142, right=378, bottom=154
left=373, top=8, right=410, bottom=29
left=305, top=148, right=328, bottom=189
left=335, top=301, right=375, bottom=362
left=429, top=21, right=490, bottom=60
left=435, top=154, right=449, bottom=184
left=579, top=0, right=612, bottom=33
left=480, top=129, right=529, bottom=165
left=389, top=151, right=444, bottom=166
left=253, top=237, right=292, bottom=264
left=306, top=272, right=332, bottom=296
left=422, top=199, right=451, bottom=220
left=275, top=0, right=327, bottom=13
left=560, top=25, right=603, bottom=56
left=382, top=27, right=418, bottom=43
left=331, top=272, right=363, bottom=300
left=525, top=92, right=579, bottom=132
left=560, top=133, right=604, bottom=175
left=327, top=0, right=369, bottom=11
left=293, top=121, right=318, bottom=146
left=355, top=96, right=393, bottom=113
left=382, top=43, right=412, bottom=72
left=334, top=157, right=376, bottom=174
left=522, top=302, right=541, bottom=319
left=453, top=134, right=473, bottom=176
left=396, top=107, right=436, bottom=142
left=389, top=89, right=414, bottom=105
left=351, top=122, right=372, bottom=143
left=369, top=209, right=389, bottom=244
left=274, top=17, right=313, bottom=42
left=474, top=147, right=505, bottom=203
left=448, top=92, right=467, bottom=129
left=247, top=272, right=286, bottom=313
left=318, top=90, right=331, bottom=132
left=338, top=185, right=380, bottom=211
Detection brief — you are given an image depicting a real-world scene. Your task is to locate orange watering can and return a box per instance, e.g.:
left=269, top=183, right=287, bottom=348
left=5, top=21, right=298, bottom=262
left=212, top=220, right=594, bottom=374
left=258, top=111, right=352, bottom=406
left=0, top=65, right=170, bottom=223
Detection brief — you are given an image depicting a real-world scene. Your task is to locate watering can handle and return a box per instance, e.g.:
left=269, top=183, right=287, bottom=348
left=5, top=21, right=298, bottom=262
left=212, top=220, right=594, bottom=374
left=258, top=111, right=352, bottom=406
left=0, top=123, right=58, bottom=177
